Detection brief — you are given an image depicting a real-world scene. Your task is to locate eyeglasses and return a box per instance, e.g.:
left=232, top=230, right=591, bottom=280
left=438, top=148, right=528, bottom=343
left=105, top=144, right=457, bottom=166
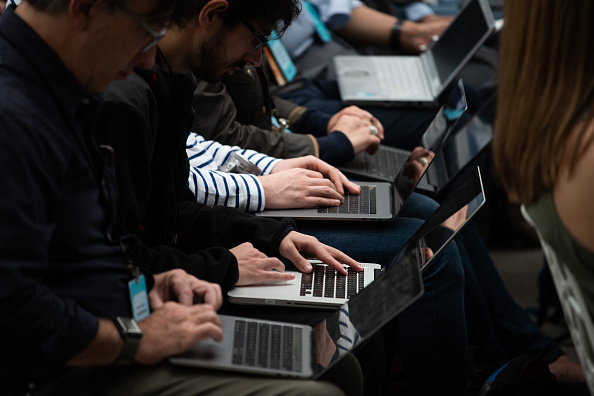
left=229, top=9, right=270, bottom=50
left=125, top=10, right=167, bottom=53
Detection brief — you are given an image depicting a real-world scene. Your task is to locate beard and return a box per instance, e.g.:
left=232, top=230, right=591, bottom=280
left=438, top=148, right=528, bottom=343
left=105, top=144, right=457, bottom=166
left=191, top=29, right=246, bottom=84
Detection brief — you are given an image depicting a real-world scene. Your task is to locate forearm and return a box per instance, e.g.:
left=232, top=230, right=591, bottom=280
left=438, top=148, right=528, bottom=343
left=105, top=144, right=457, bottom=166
left=187, top=132, right=281, bottom=175
left=68, top=318, right=121, bottom=366
left=335, top=5, right=397, bottom=47
left=176, top=191, right=297, bottom=258
left=188, top=167, right=266, bottom=212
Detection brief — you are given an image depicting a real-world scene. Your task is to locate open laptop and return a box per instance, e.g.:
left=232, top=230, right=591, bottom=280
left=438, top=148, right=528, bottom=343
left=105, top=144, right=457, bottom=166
left=417, top=94, right=495, bottom=197
left=338, top=80, right=467, bottom=183
left=169, top=223, right=426, bottom=379
left=229, top=167, right=485, bottom=309
left=333, top=0, right=495, bottom=107
left=254, top=84, right=467, bottom=221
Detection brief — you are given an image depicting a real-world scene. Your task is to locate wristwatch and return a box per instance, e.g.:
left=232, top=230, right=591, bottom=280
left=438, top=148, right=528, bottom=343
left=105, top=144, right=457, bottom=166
left=389, top=19, right=405, bottom=52
left=113, top=316, right=143, bottom=364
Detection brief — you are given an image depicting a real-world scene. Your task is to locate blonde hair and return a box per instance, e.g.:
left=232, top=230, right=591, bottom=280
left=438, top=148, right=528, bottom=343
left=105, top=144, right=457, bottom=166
left=493, top=0, right=594, bottom=204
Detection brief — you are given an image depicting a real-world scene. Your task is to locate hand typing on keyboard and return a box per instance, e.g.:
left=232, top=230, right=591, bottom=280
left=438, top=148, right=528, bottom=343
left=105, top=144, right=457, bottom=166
left=279, top=231, right=363, bottom=276
left=262, top=155, right=361, bottom=209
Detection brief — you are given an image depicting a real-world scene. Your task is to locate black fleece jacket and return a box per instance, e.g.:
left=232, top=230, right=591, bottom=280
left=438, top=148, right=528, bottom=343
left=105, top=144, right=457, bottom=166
left=95, top=57, right=296, bottom=291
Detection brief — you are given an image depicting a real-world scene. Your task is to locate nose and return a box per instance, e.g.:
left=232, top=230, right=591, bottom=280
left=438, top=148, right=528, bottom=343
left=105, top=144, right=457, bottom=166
left=135, top=46, right=157, bottom=69
left=245, top=47, right=263, bottom=68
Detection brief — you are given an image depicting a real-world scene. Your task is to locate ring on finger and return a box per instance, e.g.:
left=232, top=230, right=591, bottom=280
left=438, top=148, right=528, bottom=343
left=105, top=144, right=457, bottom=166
left=417, top=157, right=428, bottom=166
left=368, top=125, right=378, bottom=136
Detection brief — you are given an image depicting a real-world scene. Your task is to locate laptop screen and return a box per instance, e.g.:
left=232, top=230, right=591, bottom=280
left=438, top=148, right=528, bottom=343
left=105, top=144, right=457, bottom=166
left=310, top=167, right=485, bottom=378
left=427, top=94, right=495, bottom=193
left=392, top=80, right=467, bottom=213
left=431, top=0, right=493, bottom=85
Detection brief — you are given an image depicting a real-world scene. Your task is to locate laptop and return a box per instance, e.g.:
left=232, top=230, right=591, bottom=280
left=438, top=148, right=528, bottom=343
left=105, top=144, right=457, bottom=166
left=169, top=224, right=426, bottom=379
left=417, top=94, right=495, bottom=197
left=337, top=80, right=467, bottom=183
left=333, top=0, right=495, bottom=107
left=229, top=167, right=485, bottom=309
left=254, top=84, right=467, bottom=221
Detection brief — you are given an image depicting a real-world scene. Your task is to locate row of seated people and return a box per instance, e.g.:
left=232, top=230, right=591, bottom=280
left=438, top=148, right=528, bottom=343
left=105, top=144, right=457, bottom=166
left=0, top=0, right=586, bottom=395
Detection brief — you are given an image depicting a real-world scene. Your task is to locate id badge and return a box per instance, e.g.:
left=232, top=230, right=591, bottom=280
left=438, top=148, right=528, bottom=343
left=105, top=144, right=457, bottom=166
left=267, top=30, right=298, bottom=83
left=128, top=274, right=150, bottom=322
left=303, top=1, right=333, bottom=43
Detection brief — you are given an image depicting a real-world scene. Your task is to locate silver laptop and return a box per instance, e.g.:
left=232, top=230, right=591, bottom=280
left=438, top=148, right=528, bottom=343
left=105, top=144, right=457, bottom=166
left=417, top=94, right=495, bottom=197
left=169, top=229, right=426, bottom=379
left=229, top=167, right=485, bottom=309
left=255, top=86, right=466, bottom=221
left=338, top=80, right=467, bottom=183
left=333, top=0, right=495, bottom=107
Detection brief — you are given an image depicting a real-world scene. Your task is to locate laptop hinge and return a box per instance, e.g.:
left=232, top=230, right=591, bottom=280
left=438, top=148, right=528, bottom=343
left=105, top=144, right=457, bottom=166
left=420, top=52, right=441, bottom=98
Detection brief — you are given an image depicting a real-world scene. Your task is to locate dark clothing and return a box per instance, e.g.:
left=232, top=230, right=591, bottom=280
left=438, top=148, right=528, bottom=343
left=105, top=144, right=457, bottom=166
left=192, top=66, right=354, bottom=163
left=96, top=58, right=297, bottom=290
left=0, top=6, right=134, bottom=391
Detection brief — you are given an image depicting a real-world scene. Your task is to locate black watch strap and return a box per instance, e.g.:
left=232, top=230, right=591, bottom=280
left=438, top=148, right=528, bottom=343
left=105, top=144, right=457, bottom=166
left=113, top=317, right=142, bottom=364
left=389, top=19, right=405, bottom=52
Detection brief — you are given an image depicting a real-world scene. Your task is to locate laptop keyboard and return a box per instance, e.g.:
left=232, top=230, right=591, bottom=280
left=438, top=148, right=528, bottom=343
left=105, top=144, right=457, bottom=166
left=232, top=319, right=303, bottom=372
left=366, top=150, right=409, bottom=179
left=300, top=264, right=364, bottom=299
left=317, top=185, right=376, bottom=214
left=374, top=57, right=428, bottom=98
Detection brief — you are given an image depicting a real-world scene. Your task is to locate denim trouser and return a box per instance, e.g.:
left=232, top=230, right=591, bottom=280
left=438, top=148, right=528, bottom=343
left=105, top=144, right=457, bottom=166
left=297, top=192, right=469, bottom=395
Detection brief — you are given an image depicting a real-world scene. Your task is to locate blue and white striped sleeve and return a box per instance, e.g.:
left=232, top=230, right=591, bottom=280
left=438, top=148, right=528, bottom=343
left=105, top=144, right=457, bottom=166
left=186, top=133, right=282, bottom=212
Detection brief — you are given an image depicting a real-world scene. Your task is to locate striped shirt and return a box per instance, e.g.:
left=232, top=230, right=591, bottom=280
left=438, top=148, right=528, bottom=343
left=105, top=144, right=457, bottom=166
left=186, top=132, right=281, bottom=213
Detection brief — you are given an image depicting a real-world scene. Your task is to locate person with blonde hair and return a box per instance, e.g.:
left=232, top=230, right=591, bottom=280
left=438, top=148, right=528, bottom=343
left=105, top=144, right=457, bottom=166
left=493, top=0, right=594, bottom=382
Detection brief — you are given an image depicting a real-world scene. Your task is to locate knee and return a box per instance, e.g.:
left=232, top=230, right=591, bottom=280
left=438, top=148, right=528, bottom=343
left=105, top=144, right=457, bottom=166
left=424, top=242, right=464, bottom=292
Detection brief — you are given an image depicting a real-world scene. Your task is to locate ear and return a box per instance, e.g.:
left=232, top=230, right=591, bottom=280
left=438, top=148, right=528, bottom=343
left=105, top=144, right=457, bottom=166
left=69, top=0, right=98, bottom=30
left=197, top=0, right=229, bottom=26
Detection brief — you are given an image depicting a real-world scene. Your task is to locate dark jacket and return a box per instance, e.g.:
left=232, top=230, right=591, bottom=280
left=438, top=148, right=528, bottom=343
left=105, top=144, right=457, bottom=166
left=191, top=65, right=319, bottom=159
left=96, top=59, right=296, bottom=291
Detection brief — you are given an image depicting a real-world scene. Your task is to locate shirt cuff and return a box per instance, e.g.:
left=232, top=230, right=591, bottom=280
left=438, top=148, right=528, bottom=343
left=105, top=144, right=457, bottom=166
left=294, top=109, right=332, bottom=137
left=317, top=131, right=355, bottom=164
left=405, top=3, right=435, bottom=22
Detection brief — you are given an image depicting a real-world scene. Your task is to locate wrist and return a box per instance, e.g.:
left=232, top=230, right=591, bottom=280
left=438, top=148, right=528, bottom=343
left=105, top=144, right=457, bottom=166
left=112, top=317, right=143, bottom=364
left=389, top=19, right=405, bottom=52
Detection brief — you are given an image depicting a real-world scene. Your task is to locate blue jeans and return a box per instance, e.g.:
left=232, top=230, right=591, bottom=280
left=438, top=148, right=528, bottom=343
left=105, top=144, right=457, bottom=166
left=297, top=193, right=469, bottom=395
left=397, top=193, right=565, bottom=364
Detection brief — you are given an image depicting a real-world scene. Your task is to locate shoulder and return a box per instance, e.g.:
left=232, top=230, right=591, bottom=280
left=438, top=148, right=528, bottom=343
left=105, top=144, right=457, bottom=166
left=554, top=118, right=594, bottom=251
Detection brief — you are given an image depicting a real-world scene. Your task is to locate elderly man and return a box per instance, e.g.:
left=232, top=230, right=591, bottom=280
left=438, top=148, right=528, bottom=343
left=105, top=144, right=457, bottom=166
left=0, top=0, right=362, bottom=395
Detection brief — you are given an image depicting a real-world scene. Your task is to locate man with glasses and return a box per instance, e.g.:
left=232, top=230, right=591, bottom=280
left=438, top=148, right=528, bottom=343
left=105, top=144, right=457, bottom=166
left=0, top=0, right=362, bottom=395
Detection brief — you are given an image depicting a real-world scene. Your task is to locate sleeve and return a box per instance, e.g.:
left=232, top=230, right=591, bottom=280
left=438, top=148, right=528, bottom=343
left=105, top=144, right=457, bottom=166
left=186, top=132, right=282, bottom=212
left=95, top=78, right=240, bottom=287
left=308, top=0, right=364, bottom=23
left=175, top=186, right=298, bottom=260
left=192, top=80, right=318, bottom=159
left=0, top=108, right=98, bottom=382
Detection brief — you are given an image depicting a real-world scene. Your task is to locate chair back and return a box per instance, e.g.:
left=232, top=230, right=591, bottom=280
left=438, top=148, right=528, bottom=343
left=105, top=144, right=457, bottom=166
left=521, top=205, right=594, bottom=394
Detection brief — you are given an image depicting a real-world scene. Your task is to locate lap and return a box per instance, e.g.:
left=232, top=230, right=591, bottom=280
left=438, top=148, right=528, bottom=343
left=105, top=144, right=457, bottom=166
left=31, top=359, right=360, bottom=396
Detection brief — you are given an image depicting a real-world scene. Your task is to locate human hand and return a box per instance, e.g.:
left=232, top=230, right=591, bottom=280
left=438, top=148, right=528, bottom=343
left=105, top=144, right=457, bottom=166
left=315, top=319, right=336, bottom=367
left=271, top=155, right=360, bottom=196
left=402, top=146, right=435, bottom=183
left=328, top=106, right=384, bottom=140
left=330, top=114, right=382, bottom=156
left=230, top=242, right=295, bottom=286
left=279, top=231, right=362, bottom=276
left=150, top=269, right=222, bottom=310
left=136, top=301, right=223, bottom=365
left=400, top=18, right=451, bottom=53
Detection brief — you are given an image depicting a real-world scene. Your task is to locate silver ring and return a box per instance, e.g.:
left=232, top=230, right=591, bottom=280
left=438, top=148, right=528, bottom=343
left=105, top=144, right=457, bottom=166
left=368, top=125, right=378, bottom=136
left=418, top=157, right=428, bottom=166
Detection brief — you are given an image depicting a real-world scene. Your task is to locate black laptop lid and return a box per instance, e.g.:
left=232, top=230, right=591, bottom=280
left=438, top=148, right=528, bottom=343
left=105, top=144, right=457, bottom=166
left=310, top=166, right=486, bottom=378
left=392, top=80, right=467, bottom=214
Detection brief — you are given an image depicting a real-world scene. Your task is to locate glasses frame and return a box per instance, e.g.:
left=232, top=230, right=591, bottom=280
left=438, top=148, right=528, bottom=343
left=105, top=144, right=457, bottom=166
left=125, top=10, right=167, bottom=53
left=229, top=9, right=270, bottom=50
